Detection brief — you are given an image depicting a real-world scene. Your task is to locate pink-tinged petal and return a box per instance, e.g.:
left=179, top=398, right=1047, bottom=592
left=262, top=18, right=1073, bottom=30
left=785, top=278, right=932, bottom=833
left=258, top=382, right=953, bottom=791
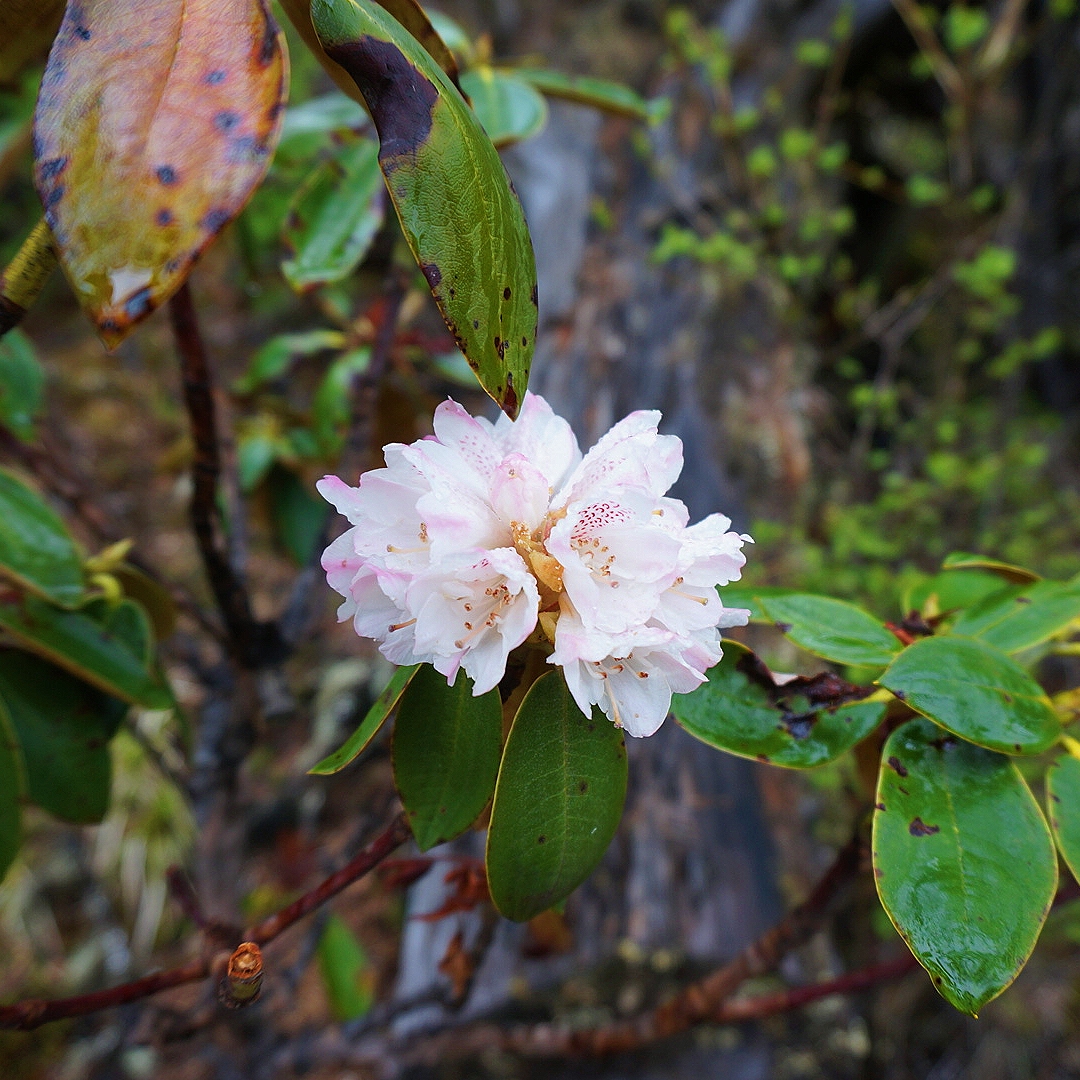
left=489, top=453, right=552, bottom=533
left=316, top=474, right=361, bottom=519
left=493, top=392, right=581, bottom=489
left=430, top=398, right=502, bottom=482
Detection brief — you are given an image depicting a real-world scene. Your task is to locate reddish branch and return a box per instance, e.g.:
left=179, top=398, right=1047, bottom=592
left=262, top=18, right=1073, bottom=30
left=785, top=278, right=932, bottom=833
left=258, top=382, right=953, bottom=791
left=0, top=812, right=410, bottom=1032
left=169, top=283, right=276, bottom=667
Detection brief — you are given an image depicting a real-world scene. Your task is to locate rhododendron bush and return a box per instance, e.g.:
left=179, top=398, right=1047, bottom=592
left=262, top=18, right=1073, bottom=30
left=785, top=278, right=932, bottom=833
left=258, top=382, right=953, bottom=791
left=1, top=0, right=1080, bottom=1052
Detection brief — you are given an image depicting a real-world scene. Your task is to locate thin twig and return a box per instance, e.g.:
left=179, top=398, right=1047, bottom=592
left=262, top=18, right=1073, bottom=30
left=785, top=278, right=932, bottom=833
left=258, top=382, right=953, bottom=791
left=169, top=282, right=278, bottom=668
left=0, top=811, right=411, bottom=1031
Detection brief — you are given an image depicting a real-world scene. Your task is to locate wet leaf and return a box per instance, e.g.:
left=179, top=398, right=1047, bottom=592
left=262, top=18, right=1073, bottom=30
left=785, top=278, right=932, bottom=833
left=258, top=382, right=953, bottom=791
left=282, top=136, right=384, bottom=291
left=0, top=329, right=45, bottom=441
left=0, top=651, right=122, bottom=824
left=313, top=0, right=537, bottom=416
left=33, top=0, right=288, bottom=346
left=515, top=68, right=667, bottom=124
left=460, top=67, right=547, bottom=147
left=1048, top=754, right=1080, bottom=887
left=0, top=699, right=24, bottom=881
left=310, top=663, right=419, bottom=775
left=873, top=719, right=1056, bottom=1014
left=0, top=0, right=64, bottom=86
left=760, top=594, right=901, bottom=667
left=879, top=636, right=1059, bottom=754
left=487, top=671, right=627, bottom=921
left=948, top=579, right=1080, bottom=653
left=317, top=914, right=374, bottom=1020
left=0, top=467, right=83, bottom=605
left=393, top=665, right=502, bottom=851
left=672, top=647, right=885, bottom=768
left=0, top=596, right=171, bottom=708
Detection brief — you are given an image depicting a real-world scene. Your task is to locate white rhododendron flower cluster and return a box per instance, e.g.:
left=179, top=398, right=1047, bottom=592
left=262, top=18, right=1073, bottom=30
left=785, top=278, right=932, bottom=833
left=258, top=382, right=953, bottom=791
left=318, top=393, right=750, bottom=737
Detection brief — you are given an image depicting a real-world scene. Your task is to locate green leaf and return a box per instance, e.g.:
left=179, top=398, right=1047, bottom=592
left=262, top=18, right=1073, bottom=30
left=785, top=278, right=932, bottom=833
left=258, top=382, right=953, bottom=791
left=317, top=914, right=374, bottom=1021
left=1047, top=754, right=1080, bottom=886
left=0, top=329, right=45, bottom=442
left=486, top=671, right=627, bottom=921
left=941, top=552, right=1039, bottom=584
left=879, top=636, right=1059, bottom=754
left=282, top=136, right=385, bottom=291
left=0, top=699, right=24, bottom=882
left=313, top=0, right=537, bottom=416
left=948, top=579, right=1080, bottom=653
left=715, top=585, right=799, bottom=623
left=902, top=569, right=1012, bottom=617
left=0, top=468, right=84, bottom=606
left=279, top=91, right=370, bottom=149
left=313, top=347, right=372, bottom=451
left=672, top=647, right=885, bottom=768
left=33, top=0, right=288, bottom=346
left=0, top=651, right=122, bottom=824
left=233, top=330, right=346, bottom=394
left=514, top=68, right=667, bottom=124
left=760, top=594, right=901, bottom=667
left=268, top=466, right=327, bottom=565
left=0, top=596, right=171, bottom=709
left=392, top=665, right=502, bottom=850
left=310, top=664, right=420, bottom=775
left=873, top=719, right=1056, bottom=1015
left=460, top=67, right=547, bottom=147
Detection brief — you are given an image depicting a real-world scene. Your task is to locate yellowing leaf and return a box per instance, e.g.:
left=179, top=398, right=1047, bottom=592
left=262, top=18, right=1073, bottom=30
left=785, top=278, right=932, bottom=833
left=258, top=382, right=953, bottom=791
left=33, top=0, right=288, bottom=346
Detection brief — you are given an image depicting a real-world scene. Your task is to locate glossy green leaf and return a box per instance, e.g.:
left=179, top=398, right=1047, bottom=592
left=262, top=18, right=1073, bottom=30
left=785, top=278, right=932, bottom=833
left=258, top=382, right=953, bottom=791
left=514, top=68, right=668, bottom=124
left=902, top=569, right=1012, bottom=618
left=0, top=468, right=83, bottom=605
left=317, top=914, right=374, bottom=1020
left=941, top=552, right=1039, bottom=584
left=33, top=0, right=288, bottom=346
left=1047, top=754, right=1080, bottom=887
left=486, top=671, right=627, bottom=921
left=0, top=651, right=123, bottom=823
left=0, top=329, right=44, bottom=442
left=948, top=579, right=1080, bottom=653
left=393, top=665, right=501, bottom=851
left=279, top=91, right=369, bottom=149
left=85, top=597, right=155, bottom=666
left=237, top=426, right=280, bottom=492
left=873, top=719, right=1056, bottom=1014
left=313, top=0, right=537, bottom=416
left=672, top=648, right=885, bottom=768
left=0, top=700, right=24, bottom=882
left=310, top=664, right=420, bottom=775
left=879, top=636, right=1059, bottom=754
left=760, top=594, right=901, bottom=667
left=0, top=596, right=171, bottom=709
left=282, top=136, right=385, bottom=291
left=313, top=347, right=372, bottom=451
left=715, top=585, right=799, bottom=623
left=233, top=330, right=346, bottom=394
left=460, top=67, right=547, bottom=148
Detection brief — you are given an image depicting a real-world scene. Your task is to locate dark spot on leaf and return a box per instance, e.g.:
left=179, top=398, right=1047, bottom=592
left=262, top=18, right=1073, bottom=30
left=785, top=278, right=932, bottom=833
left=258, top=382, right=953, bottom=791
left=227, top=134, right=268, bottom=164
left=756, top=754, right=770, bottom=763
left=875, top=802, right=886, bottom=811
left=258, top=11, right=278, bottom=65
left=521, top=337, right=528, bottom=347
left=874, top=867, right=883, bottom=878
left=74, top=25, right=91, bottom=40
left=448, top=287, right=455, bottom=298
left=1014, top=743, right=1022, bottom=753
left=892, top=689, right=906, bottom=701
left=205, top=69, right=226, bottom=85
left=933, top=975, right=943, bottom=985
left=503, top=286, right=512, bottom=300
left=494, top=335, right=506, bottom=360
left=782, top=711, right=816, bottom=740
left=421, top=263, right=441, bottom=288
left=929, top=735, right=955, bottom=751
left=156, top=165, right=178, bottom=185
left=215, top=111, right=241, bottom=132
left=325, top=37, right=439, bottom=160
left=473, top=319, right=479, bottom=329
left=1051, top=792, right=1061, bottom=803
left=578, top=780, right=588, bottom=793
left=909, top=817, right=939, bottom=836
left=587, top=722, right=595, bottom=732
left=45, top=185, right=64, bottom=208
left=165, top=258, right=182, bottom=274
left=156, top=208, right=174, bottom=227
left=1002, top=692, right=1012, bottom=704
left=503, top=371, right=518, bottom=415
left=124, top=288, right=153, bottom=321
left=99, top=317, right=120, bottom=334
left=202, top=208, right=231, bottom=232
left=39, top=157, right=68, bottom=180
left=1016, top=595, right=1032, bottom=604
left=774, top=621, right=793, bottom=634
left=537, top=834, right=546, bottom=844
left=886, top=755, right=908, bottom=776
left=531, top=283, right=539, bottom=306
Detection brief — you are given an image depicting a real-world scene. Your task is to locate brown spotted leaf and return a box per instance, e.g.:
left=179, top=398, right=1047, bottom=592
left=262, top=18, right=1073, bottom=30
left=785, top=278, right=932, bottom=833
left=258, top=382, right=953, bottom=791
left=312, top=0, right=536, bottom=416
left=33, top=0, right=288, bottom=347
